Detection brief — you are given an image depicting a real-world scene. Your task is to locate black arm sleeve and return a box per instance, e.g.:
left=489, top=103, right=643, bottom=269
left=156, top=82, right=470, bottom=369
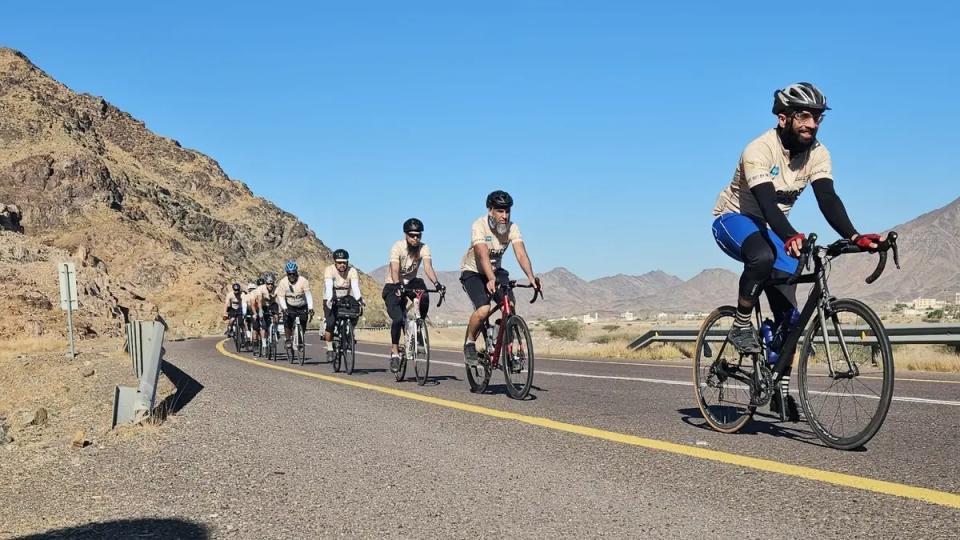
left=811, top=178, right=858, bottom=239
left=750, top=182, right=799, bottom=241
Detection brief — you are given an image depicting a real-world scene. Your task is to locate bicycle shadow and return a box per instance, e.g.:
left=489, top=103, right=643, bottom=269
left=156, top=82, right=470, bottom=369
left=676, top=407, right=840, bottom=449
left=351, top=368, right=389, bottom=376
left=481, top=383, right=545, bottom=400
left=397, top=375, right=461, bottom=386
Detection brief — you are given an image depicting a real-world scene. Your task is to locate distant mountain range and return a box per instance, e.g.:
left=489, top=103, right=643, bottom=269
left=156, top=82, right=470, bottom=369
left=368, top=196, right=960, bottom=321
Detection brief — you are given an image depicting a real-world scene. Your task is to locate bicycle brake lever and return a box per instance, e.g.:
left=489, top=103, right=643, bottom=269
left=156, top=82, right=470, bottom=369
left=888, top=231, right=901, bottom=269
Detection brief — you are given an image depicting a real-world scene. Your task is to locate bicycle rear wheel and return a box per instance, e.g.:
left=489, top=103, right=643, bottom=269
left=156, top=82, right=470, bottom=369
left=297, top=326, right=305, bottom=366
left=502, top=316, right=534, bottom=399
left=797, top=298, right=894, bottom=450
left=232, top=320, right=242, bottom=353
left=343, top=319, right=356, bottom=375
left=693, top=306, right=756, bottom=433
left=464, top=327, right=490, bottom=393
left=414, top=321, right=430, bottom=386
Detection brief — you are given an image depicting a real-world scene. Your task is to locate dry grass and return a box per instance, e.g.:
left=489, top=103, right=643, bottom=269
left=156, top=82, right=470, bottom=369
left=893, top=345, right=960, bottom=373
left=0, top=335, right=68, bottom=362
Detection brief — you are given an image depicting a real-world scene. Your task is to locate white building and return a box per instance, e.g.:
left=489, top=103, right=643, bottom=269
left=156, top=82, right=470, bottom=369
left=620, top=311, right=635, bottom=321
left=582, top=313, right=599, bottom=324
left=913, top=298, right=946, bottom=310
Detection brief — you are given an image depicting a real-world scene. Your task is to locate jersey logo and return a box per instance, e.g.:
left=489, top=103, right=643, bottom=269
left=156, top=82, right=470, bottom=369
left=770, top=166, right=780, bottom=177
left=485, top=236, right=492, bottom=242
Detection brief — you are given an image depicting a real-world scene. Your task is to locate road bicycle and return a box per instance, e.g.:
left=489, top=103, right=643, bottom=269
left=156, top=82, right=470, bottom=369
left=331, top=295, right=363, bottom=374
left=395, top=285, right=446, bottom=385
left=694, top=232, right=900, bottom=450
left=465, top=280, right=542, bottom=399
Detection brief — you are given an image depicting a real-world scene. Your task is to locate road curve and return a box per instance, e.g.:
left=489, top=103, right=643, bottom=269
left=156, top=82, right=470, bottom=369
left=3, top=335, right=958, bottom=538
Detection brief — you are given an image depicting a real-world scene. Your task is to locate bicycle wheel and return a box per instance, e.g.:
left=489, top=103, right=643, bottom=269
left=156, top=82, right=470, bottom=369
left=502, top=316, right=535, bottom=399
left=232, top=320, right=242, bottom=353
left=414, top=321, right=430, bottom=386
left=332, top=326, right=343, bottom=373
left=797, top=298, right=894, bottom=450
left=465, top=328, right=491, bottom=393
left=343, top=319, right=356, bottom=375
left=693, top=306, right=756, bottom=433
left=297, top=326, right=305, bottom=366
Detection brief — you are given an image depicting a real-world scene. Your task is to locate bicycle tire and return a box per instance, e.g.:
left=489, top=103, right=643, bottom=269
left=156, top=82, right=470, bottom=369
left=344, top=319, right=356, bottom=375
left=693, top=306, right=756, bottom=433
left=297, top=325, right=305, bottom=366
left=414, top=320, right=430, bottom=386
left=797, top=298, right=894, bottom=450
left=232, top=319, right=242, bottom=353
left=464, top=327, right=491, bottom=393
left=502, top=316, right=534, bottom=399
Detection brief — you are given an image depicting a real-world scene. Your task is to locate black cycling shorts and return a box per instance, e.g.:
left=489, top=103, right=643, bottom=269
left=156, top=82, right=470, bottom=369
left=460, top=269, right=512, bottom=310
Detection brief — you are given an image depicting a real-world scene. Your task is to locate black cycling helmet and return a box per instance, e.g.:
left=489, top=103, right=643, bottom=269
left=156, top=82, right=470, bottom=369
left=232, top=283, right=241, bottom=293
left=256, top=277, right=265, bottom=286
left=264, top=273, right=276, bottom=285
left=333, top=249, right=349, bottom=262
left=403, top=218, right=424, bottom=234
left=486, top=190, right=513, bottom=209
left=772, top=82, right=830, bottom=115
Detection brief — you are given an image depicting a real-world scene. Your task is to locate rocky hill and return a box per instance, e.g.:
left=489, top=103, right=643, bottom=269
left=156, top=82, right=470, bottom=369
left=0, top=48, right=384, bottom=339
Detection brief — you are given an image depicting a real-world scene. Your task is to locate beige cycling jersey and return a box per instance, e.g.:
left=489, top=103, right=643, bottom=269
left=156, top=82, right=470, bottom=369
left=277, top=276, right=311, bottom=308
left=460, top=215, right=522, bottom=273
left=324, top=264, right=359, bottom=298
left=713, top=128, right=833, bottom=218
left=256, top=284, right=280, bottom=307
left=223, top=291, right=243, bottom=311
left=385, top=240, right=432, bottom=284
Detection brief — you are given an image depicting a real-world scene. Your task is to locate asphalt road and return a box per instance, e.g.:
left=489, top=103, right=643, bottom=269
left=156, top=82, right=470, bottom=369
left=4, top=334, right=959, bottom=538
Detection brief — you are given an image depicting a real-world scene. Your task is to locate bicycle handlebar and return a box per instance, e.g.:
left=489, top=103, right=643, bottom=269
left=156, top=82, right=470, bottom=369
left=398, top=285, right=447, bottom=308
left=788, top=231, right=901, bottom=286
left=508, top=279, right=544, bottom=304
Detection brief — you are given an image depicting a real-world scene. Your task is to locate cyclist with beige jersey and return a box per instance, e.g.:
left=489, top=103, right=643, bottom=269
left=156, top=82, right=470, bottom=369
left=460, top=190, right=540, bottom=366
left=322, top=249, right=363, bottom=363
left=276, top=261, right=314, bottom=353
left=382, top=218, right=444, bottom=373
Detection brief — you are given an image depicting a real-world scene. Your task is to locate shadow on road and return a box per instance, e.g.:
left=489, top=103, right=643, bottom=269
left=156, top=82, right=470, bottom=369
left=676, top=407, right=834, bottom=448
left=155, top=353, right=205, bottom=420
left=351, top=368, right=389, bottom=375
left=14, top=518, right=209, bottom=539
left=480, top=384, right=544, bottom=400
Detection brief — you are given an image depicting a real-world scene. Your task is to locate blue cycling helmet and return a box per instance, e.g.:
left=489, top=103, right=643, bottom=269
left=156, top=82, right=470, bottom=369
left=285, top=260, right=298, bottom=274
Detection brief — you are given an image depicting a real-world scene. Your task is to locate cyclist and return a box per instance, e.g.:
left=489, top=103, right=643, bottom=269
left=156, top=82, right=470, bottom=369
left=322, top=249, right=363, bottom=363
left=223, top=283, right=244, bottom=337
left=247, top=277, right=265, bottom=349
left=253, top=273, right=281, bottom=350
left=242, top=283, right=257, bottom=344
left=712, top=82, right=883, bottom=418
left=460, top=190, right=540, bottom=367
left=382, top=218, right=444, bottom=373
left=277, top=261, right=314, bottom=353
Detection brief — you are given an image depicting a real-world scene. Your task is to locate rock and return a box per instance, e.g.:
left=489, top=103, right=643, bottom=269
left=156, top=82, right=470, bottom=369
left=24, top=407, right=48, bottom=427
left=0, top=423, right=11, bottom=444
left=81, top=368, right=95, bottom=377
left=0, top=204, right=23, bottom=233
left=70, top=430, right=89, bottom=448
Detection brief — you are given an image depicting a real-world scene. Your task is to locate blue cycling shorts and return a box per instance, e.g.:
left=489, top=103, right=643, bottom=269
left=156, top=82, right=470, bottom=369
left=712, top=213, right=799, bottom=274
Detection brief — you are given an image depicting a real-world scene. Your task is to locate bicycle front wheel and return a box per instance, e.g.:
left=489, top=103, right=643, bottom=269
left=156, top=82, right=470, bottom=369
left=343, top=319, right=356, bottom=375
left=414, top=321, right=430, bottom=386
left=798, top=298, right=894, bottom=450
left=232, top=320, right=242, bottom=353
left=502, top=316, right=535, bottom=399
left=693, top=306, right=756, bottom=433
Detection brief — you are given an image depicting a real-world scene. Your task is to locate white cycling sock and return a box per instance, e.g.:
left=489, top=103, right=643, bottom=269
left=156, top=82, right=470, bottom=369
left=326, top=341, right=333, bottom=352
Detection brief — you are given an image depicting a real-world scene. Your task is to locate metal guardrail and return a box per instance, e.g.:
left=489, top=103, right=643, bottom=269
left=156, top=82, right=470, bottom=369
left=629, top=324, right=960, bottom=350
left=113, top=320, right=165, bottom=427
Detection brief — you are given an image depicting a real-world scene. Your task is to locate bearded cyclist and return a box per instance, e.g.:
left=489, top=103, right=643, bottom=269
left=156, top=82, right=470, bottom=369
left=254, top=273, right=281, bottom=350
left=223, top=283, right=245, bottom=336
left=460, top=190, right=540, bottom=366
left=323, top=249, right=363, bottom=363
left=277, top=261, right=314, bottom=352
left=382, top=218, right=444, bottom=373
left=712, top=82, right=884, bottom=419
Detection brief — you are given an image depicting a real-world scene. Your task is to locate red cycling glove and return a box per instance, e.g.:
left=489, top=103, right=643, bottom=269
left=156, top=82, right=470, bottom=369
left=784, top=233, right=805, bottom=255
left=855, top=233, right=883, bottom=250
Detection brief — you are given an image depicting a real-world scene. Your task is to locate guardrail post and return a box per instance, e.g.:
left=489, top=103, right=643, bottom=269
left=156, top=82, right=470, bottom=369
left=113, top=320, right=165, bottom=427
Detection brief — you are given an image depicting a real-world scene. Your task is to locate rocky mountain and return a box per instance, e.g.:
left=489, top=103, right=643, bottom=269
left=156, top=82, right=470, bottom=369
left=828, top=196, right=960, bottom=304
left=0, top=48, right=384, bottom=339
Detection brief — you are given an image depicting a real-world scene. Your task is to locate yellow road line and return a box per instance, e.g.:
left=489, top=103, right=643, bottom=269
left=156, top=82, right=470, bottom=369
left=215, top=340, right=960, bottom=509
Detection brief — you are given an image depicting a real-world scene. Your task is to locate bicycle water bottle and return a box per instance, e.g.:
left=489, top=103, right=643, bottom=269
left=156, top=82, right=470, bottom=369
left=760, top=319, right=777, bottom=365
left=771, top=308, right=800, bottom=353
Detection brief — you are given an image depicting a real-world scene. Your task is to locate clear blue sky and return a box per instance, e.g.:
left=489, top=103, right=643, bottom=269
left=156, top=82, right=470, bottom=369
left=6, top=1, right=958, bottom=280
